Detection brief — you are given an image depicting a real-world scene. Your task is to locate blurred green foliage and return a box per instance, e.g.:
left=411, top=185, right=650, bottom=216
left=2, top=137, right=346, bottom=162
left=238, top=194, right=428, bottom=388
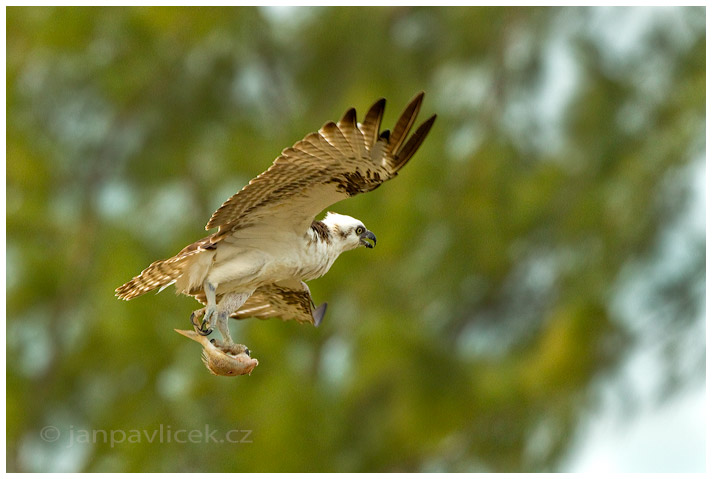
left=6, top=6, right=705, bottom=473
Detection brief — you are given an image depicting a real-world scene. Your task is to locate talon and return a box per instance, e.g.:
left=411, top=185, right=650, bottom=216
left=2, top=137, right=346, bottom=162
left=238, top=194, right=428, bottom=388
left=189, top=309, right=212, bottom=335
left=197, top=305, right=218, bottom=335
left=190, top=308, right=205, bottom=328
left=198, top=318, right=213, bottom=336
left=190, top=311, right=201, bottom=330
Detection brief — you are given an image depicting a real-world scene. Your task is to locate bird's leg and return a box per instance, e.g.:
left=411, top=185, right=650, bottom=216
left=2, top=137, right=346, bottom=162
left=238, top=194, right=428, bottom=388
left=196, top=280, right=218, bottom=336
left=216, top=311, right=233, bottom=346
left=213, top=291, right=252, bottom=346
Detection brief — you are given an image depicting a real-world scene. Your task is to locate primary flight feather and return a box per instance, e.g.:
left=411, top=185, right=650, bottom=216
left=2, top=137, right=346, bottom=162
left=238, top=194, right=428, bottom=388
left=116, top=92, right=436, bottom=359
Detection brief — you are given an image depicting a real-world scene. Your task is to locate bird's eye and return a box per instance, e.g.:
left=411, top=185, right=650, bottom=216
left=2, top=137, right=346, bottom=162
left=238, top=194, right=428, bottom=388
left=245, top=348, right=250, bottom=356
left=355, top=226, right=365, bottom=235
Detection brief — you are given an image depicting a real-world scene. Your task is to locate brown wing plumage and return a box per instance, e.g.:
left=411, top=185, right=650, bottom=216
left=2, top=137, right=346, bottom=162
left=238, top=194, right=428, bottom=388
left=191, top=281, right=327, bottom=326
left=205, top=91, right=436, bottom=235
left=231, top=282, right=327, bottom=326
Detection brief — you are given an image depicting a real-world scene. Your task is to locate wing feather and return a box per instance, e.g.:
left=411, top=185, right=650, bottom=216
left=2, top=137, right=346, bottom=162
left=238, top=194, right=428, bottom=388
left=359, top=98, right=386, bottom=148
left=393, top=114, right=437, bottom=171
left=338, top=107, right=367, bottom=160
left=386, top=91, right=423, bottom=158
left=204, top=92, right=435, bottom=234
left=231, top=282, right=327, bottom=326
left=319, top=121, right=353, bottom=156
left=193, top=281, right=325, bottom=325
left=308, top=131, right=348, bottom=163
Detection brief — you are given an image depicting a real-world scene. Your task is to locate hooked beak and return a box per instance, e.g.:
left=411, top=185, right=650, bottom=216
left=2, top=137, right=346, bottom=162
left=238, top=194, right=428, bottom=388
left=359, top=230, right=377, bottom=249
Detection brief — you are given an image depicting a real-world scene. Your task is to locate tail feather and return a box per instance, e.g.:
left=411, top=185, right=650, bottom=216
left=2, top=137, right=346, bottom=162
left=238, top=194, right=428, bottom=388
left=116, top=235, right=218, bottom=300
left=115, top=256, right=186, bottom=300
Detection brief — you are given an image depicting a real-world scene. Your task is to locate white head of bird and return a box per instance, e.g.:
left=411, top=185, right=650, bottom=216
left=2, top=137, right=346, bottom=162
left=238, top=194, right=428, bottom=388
left=321, top=212, right=377, bottom=252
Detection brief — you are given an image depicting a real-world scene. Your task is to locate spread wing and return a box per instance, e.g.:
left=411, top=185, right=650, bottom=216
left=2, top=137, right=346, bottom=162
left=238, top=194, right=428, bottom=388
left=192, top=281, right=327, bottom=326
left=206, top=91, right=436, bottom=236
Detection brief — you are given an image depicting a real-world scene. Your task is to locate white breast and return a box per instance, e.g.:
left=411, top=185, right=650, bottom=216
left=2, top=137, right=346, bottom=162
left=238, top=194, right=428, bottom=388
left=206, top=226, right=339, bottom=293
left=207, top=245, right=269, bottom=289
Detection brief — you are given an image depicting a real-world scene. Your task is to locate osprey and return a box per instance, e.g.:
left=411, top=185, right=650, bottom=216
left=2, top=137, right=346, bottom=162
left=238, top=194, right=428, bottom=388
left=116, top=92, right=436, bottom=351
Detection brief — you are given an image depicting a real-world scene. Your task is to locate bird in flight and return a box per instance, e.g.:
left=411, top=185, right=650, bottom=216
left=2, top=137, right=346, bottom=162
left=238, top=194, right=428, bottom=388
left=115, top=92, right=436, bottom=369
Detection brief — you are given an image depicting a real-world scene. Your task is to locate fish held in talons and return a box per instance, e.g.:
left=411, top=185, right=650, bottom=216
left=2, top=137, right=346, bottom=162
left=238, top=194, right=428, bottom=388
left=174, top=328, right=258, bottom=376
